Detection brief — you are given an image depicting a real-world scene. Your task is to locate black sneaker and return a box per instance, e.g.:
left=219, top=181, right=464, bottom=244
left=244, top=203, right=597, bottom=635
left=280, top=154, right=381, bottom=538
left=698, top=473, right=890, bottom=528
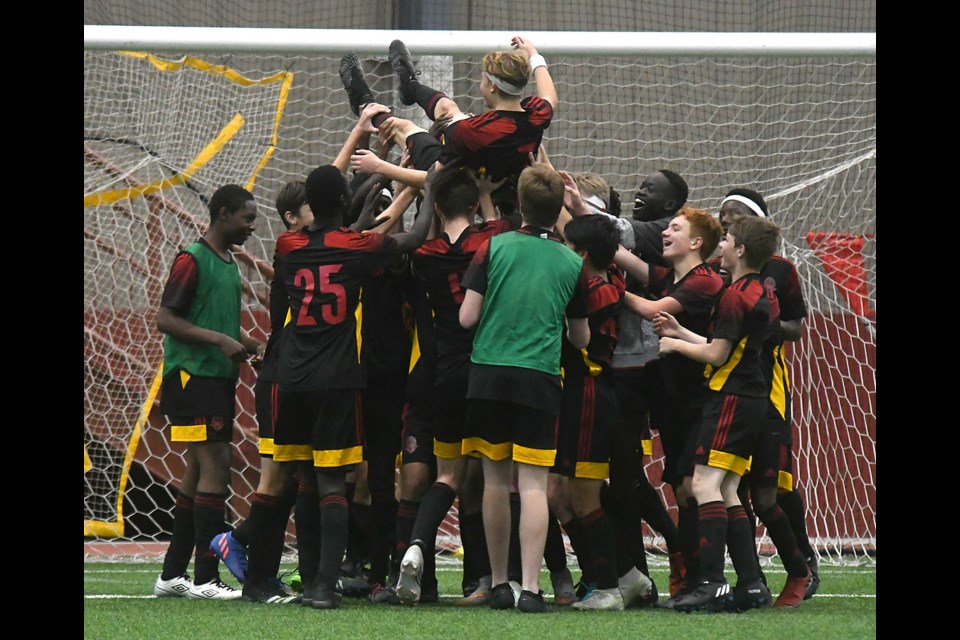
left=339, top=574, right=372, bottom=598
left=673, top=581, right=734, bottom=613
left=339, top=53, right=374, bottom=116
left=241, top=579, right=301, bottom=604
left=517, top=589, right=546, bottom=613
left=804, top=554, right=820, bottom=600
left=728, top=579, right=771, bottom=612
left=489, top=582, right=516, bottom=610
left=302, top=582, right=342, bottom=609
left=388, top=39, right=420, bottom=105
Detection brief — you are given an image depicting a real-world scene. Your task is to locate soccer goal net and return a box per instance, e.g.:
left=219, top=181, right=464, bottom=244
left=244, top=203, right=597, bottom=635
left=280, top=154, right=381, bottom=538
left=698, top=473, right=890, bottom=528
left=84, top=25, right=875, bottom=566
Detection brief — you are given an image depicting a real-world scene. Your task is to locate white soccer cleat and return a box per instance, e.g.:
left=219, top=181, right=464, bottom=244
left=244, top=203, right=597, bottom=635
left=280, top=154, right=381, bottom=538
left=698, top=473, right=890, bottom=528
left=572, top=587, right=625, bottom=611
left=186, top=578, right=243, bottom=600
left=618, top=566, right=654, bottom=608
left=396, top=544, right=424, bottom=605
left=153, top=573, right=193, bottom=598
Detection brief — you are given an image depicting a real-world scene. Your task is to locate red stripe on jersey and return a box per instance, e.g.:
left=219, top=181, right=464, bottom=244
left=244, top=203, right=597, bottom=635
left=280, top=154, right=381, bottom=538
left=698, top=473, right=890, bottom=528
left=276, top=230, right=309, bottom=257
left=325, top=228, right=389, bottom=251
left=522, top=96, right=553, bottom=126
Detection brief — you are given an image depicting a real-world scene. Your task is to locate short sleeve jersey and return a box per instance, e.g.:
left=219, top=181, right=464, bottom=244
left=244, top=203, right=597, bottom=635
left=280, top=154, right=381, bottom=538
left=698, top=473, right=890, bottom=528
left=647, top=262, right=724, bottom=397
left=411, top=219, right=514, bottom=374
left=560, top=266, right=626, bottom=378
left=276, top=222, right=400, bottom=391
left=443, top=96, right=553, bottom=182
left=256, top=229, right=297, bottom=383
left=705, top=272, right=780, bottom=398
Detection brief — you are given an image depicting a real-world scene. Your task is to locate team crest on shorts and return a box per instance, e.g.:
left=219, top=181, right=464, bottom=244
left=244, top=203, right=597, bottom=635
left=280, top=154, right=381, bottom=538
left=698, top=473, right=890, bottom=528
left=404, top=435, right=418, bottom=454
left=210, top=416, right=224, bottom=431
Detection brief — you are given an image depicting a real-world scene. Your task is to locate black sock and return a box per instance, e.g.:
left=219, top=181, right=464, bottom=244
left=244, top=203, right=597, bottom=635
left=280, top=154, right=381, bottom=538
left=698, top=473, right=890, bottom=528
left=193, top=492, right=228, bottom=584
left=778, top=488, right=815, bottom=559
left=459, top=510, right=489, bottom=586
left=581, top=508, right=618, bottom=590
left=561, top=518, right=591, bottom=585
left=410, top=482, right=456, bottom=554
left=161, top=492, right=195, bottom=580
left=697, top=501, right=728, bottom=584
left=245, top=493, right=279, bottom=584
left=368, top=491, right=398, bottom=585
left=393, top=499, right=420, bottom=579
left=318, top=494, right=350, bottom=590
left=726, top=505, right=761, bottom=585
left=295, top=480, right=322, bottom=590
left=266, top=481, right=298, bottom=579
left=757, top=504, right=809, bottom=577
left=678, top=497, right=701, bottom=585
left=544, top=510, right=568, bottom=574
left=410, top=82, right=446, bottom=121
left=633, top=477, right=681, bottom=553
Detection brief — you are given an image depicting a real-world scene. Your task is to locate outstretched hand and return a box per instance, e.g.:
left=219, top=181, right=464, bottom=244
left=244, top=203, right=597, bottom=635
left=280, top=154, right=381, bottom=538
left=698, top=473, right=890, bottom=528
left=471, top=172, right=507, bottom=198
left=558, top=170, right=587, bottom=215
left=511, top=35, right=538, bottom=58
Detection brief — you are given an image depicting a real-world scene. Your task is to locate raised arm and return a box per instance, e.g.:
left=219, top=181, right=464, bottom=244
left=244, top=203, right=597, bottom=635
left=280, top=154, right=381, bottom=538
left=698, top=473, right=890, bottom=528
left=332, top=102, right=391, bottom=173
left=511, top=35, right=558, bottom=109
left=613, top=244, right=650, bottom=285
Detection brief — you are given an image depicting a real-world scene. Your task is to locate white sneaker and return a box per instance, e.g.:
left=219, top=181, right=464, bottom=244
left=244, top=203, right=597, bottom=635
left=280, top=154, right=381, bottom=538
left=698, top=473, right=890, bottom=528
left=618, top=567, right=654, bottom=608
left=572, top=587, right=625, bottom=611
left=186, top=578, right=243, bottom=600
left=153, top=573, right=193, bottom=597
left=396, top=544, right=424, bottom=605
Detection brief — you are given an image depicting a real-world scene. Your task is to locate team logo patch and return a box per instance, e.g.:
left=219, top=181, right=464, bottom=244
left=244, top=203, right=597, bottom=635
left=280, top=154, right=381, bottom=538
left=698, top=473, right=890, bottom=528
left=210, top=416, right=224, bottom=431
left=404, top=435, right=418, bottom=454
left=764, top=276, right=777, bottom=294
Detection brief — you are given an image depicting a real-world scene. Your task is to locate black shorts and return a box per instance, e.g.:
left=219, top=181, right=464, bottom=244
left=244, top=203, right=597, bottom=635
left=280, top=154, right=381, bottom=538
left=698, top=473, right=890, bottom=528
left=659, top=391, right=706, bottom=486
left=463, top=398, right=558, bottom=467
left=432, top=367, right=470, bottom=459
left=747, top=410, right=794, bottom=492
left=553, top=374, right=619, bottom=480
left=400, top=400, right=436, bottom=466
left=406, top=131, right=445, bottom=171
left=160, top=370, right=236, bottom=443
left=273, top=388, right=364, bottom=469
left=160, top=369, right=235, bottom=416
left=695, top=392, right=766, bottom=476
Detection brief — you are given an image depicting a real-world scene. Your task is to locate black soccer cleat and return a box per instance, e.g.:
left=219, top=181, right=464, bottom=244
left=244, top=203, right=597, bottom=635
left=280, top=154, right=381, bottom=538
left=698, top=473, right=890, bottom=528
left=339, top=52, right=374, bottom=116
left=673, top=580, right=734, bottom=613
left=388, top=39, right=421, bottom=106
left=728, top=579, right=771, bottom=612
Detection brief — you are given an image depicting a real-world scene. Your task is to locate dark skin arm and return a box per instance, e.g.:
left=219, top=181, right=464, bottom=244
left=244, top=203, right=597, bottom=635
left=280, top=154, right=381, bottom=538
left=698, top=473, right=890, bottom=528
left=157, top=306, right=260, bottom=364
left=390, top=162, right=442, bottom=254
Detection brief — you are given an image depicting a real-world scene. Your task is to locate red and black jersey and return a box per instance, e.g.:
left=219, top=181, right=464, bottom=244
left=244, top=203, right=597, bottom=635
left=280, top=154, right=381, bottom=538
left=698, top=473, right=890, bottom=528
left=648, top=263, right=725, bottom=398
left=443, top=96, right=553, bottom=182
left=705, top=272, right=780, bottom=398
left=256, top=230, right=298, bottom=383
left=561, top=266, right=626, bottom=378
left=276, top=222, right=400, bottom=392
left=412, top=219, right=514, bottom=374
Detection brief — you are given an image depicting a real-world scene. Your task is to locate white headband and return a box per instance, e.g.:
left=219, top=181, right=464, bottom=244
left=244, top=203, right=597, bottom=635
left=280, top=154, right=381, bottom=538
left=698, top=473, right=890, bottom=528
left=721, top=194, right=766, bottom=218
left=482, top=71, right=524, bottom=96
left=584, top=194, right=608, bottom=214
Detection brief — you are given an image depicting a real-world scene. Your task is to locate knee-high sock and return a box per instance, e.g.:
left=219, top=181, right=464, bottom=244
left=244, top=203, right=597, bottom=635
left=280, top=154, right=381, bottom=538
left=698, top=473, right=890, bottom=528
left=161, top=492, right=195, bottom=580
left=726, top=505, right=761, bottom=585
left=697, top=501, right=728, bottom=584
left=757, top=504, right=809, bottom=577
left=193, top=492, right=228, bottom=584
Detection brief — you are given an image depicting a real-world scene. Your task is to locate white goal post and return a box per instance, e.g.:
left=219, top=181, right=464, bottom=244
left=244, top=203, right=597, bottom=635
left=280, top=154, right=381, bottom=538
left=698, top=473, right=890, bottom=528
left=84, top=26, right=876, bottom=566
left=84, top=25, right=875, bottom=56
